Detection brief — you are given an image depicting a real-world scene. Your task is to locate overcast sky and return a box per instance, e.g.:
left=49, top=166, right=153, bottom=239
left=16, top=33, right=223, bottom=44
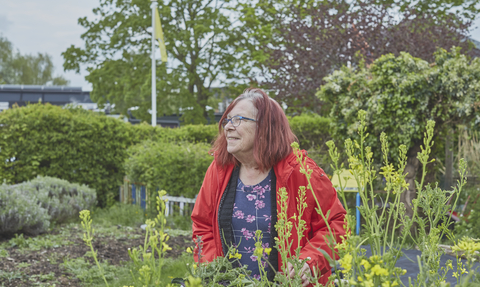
left=1, top=0, right=480, bottom=92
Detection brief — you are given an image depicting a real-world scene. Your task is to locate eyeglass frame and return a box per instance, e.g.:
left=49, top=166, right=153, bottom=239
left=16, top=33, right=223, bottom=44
left=221, top=115, right=256, bottom=128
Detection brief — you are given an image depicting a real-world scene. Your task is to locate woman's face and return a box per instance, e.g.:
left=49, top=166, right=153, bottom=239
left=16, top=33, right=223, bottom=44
left=224, top=99, right=257, bottom=162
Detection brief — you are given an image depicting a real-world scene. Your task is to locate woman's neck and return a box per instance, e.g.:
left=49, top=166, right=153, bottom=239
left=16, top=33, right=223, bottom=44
left=239, top=164, right=271, bottom=186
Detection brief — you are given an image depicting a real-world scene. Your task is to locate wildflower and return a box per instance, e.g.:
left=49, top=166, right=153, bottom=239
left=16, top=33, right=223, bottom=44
left=339, top=253, right=353, bottom=273
left=360, top=259, right=371, bottom=270
left=229, top=251, right=242, bottom=260
left=371, top=264, right=389, bottom=276
left=162, top=242, right=172, bottom=252
left=186, top=247, right=193, bottom=253
left=264, top=247, right=272, bottom=256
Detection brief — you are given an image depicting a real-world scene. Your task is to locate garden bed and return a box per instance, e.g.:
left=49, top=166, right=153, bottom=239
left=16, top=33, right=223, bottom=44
left=0, top=224, right=193, bottom=286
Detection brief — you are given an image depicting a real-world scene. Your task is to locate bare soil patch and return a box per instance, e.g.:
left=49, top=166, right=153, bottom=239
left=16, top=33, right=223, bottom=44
left=0, top=225, right=192, bottom=286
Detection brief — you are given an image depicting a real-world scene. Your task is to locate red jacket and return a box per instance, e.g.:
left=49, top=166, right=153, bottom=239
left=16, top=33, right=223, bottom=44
left=191, top=151, right=346, bottom=285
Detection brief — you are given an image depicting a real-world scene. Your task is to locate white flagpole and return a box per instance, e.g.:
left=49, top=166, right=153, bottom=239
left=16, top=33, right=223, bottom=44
left=151, top=0, right=157, bottom=127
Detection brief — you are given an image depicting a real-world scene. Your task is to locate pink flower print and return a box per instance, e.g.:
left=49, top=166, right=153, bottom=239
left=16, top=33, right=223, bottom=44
left=246, top=215, right=256, bottom=223
left=262, top=243, right=269, bottom=248
left=268, top=222, right=271, bottom=233
left=244, top=247, right=254, bottom=253
left=234, top=210, right=244, bottom=219
left=246, top=194, right=257, bottom=201
left=255, top=200, right=265, bottom=210
left=263, top=215, right=271, bottom=221
left=250, top=255, right=258, bottom=262
left=241, top=228, right=254, bottom=240
left=253, top=274, right=261, bottom=280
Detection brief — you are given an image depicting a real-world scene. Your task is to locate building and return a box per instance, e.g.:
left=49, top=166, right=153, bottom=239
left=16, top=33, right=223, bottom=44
left=0, top=85, right=225, bottom=127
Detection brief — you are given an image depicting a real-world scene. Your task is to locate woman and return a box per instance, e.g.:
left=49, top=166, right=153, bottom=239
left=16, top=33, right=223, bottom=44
left=191, top=88, right=346, bottom=286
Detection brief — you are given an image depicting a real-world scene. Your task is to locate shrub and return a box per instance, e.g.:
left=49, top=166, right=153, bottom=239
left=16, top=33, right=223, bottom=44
left=0, top=103, right=218, bottom=206
left=91, top=202, right=145, bottom=227
left=0, top=176, right=96, bottom=236
left=288, top=114, right=331, bottom=150
left=124, top=140, right=213, bottom=198
left=0, top=104, right=131, bottom=207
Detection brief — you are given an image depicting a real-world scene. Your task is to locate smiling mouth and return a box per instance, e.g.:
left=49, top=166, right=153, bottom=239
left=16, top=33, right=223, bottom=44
left=227, top=137, right=239, bottom=140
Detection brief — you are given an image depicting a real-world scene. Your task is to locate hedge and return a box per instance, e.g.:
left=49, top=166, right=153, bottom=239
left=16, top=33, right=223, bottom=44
left=0, top=176, right=96, bottom=236
left=0, top=104, right=132, bottom=206
left=0, top=103, right=331, bottom=203
left=124, top=140, right=213, bottom=198
left=0, top=104, right=218, bottom=206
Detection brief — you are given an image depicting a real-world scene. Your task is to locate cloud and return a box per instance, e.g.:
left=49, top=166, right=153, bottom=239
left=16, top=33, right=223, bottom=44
left=0, top=14, right=13, bottom=32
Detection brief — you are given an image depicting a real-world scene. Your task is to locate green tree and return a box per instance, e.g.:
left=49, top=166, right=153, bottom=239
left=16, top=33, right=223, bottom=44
left=317, top=48, right=480, bottom=217
left=0, top=36, right=69, bottom=86
left=237, top=0, right=479, bottom=113
left=62, top=0, right=243, bottom=123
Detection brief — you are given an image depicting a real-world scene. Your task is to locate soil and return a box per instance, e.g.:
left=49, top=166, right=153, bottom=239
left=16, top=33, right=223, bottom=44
left=0, top=225, right=193, bottom=287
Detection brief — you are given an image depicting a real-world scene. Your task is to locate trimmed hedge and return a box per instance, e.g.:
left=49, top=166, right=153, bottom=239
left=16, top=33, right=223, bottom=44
left=0, top=103, right=217, bottom=206
left=0, top=176, right=97, bottom=235
left=0, top=103, right=331, bottom=202
left=124, top=140, right=213, bottom=198
left=0, top=104, right=132, bottom=206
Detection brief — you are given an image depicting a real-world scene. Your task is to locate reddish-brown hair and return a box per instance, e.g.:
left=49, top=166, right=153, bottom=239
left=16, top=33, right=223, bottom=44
left=211, top=88, right=298, bottom=171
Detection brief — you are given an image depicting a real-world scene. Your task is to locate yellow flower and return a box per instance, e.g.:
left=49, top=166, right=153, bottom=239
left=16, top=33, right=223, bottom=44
left=162, top=242, right=172, bottom=252
left=371, top=264, right=389, bottom=276
left=360, top=259, right=371, bottom=270
left=364, top=279, right=374, bottom=287
left=264, top=248, right=272, bottom=256
left=186, top=247, right=193, bottom=254
left=229, top=251, right=242, bottom=260
left=339, top=253, right=353, bottom=273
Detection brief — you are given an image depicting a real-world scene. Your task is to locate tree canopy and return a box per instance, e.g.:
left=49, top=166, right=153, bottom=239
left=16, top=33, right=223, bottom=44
left=317, top=47, right=480, bottom=213
left=0, top=36, right=69, bottom=86
left=240, top=0, right=477, bottom=113
left=62, top=0, right=244, bottom=123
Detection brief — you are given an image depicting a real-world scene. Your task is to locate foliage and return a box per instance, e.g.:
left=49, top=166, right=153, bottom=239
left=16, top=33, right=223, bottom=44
left=80, top=210, right=110, bottom=286
left=62, top=0, right=244, bottom=123
left=237, top=0, right=476, bottom=113
left=61, top=257, right=118, bottom=285
left=91, top=203, right=146, bottom=227
left=3, top=233, right=73, bottom=251
left=0, top=176, right=96, bottom=236
left=131, top=122, right=218, bottom=145
left=0, top=36, right=68, bottom=85
left=288, top=114, right=331, bottom=150
left=124, top=140, right=213, bottom=198
left=454, top=188, right=480, bottom=240
left=127, top=190, right=173, bottom=286
left=0, top=103, right=133, bottom=207
left=318, top=48, right=480, bottom=214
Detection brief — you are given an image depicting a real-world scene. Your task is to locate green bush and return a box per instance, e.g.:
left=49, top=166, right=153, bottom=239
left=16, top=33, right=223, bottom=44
left=124, top=140, right=213, bottom=198
left=0, top=104, right=218, bottom=206
left=91, top=202, right=145, bottom=227
left=288, top=114, right=332, bottom=150
left=0, top=104, right=131, bottom=206
left=0, top=176, right=96, bottom=235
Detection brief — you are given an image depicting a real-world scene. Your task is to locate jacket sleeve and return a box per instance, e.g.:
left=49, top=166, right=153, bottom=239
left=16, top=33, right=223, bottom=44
left=191, top=160, right=219, bottom=263
left=298, top=162, right=347, bottom=277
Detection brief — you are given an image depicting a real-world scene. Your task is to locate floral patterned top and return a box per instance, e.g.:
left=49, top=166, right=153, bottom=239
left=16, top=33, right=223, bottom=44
left=231, top=170, right=272, bottom=279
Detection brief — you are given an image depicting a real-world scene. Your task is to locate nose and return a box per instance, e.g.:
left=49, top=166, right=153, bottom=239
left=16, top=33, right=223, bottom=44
left=223, top=119, right=235, bottom=130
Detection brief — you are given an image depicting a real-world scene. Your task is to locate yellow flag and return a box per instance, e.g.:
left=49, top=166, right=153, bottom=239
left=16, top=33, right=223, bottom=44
left=154, top=9, right=167, bottom=62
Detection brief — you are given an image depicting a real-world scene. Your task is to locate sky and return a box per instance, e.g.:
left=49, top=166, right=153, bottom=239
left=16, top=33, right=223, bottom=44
left=1, top=0, right=480, bottom=92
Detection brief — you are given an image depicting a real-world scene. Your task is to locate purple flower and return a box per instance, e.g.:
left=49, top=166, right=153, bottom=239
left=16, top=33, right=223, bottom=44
left=263, top=215, right=271, bottom=221
left=255, top=200, right=265, bottom=210
left=250, top=255, right=258, bottom=262
left=234, top=210, right=244, bottom=219
left=246, top=215, right=256, bottom=223
left=244, top=247, right=254, bottom=253
left=241, top=228, right=254, bottom=240
left=246, top=194, right=257, bottom=201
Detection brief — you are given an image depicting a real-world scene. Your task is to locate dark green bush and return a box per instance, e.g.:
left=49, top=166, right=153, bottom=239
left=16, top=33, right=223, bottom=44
left=0, top=176, right=96, bottom=235
left=124, top=140, right=213, bottom=198
left=0, top=103, right=217, bottom=206
left=0, top=104, right=131, bottom=206
left=288, top=114, right=332, bottom=150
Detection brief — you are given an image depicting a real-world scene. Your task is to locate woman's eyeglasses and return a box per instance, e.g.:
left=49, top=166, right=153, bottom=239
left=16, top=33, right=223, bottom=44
left=221, top=116, right=256, bottom=128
